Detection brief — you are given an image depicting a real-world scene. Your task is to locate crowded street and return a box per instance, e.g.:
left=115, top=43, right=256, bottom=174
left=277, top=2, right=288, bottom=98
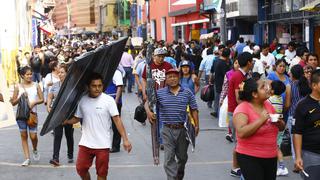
left=0, top=91, right=300, bottom=180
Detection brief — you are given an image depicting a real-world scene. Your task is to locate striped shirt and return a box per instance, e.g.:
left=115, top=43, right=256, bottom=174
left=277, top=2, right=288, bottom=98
left=157, top=86, right=198, bottom=124
left=268, top=95, right=283, bottom=114
left=288, top=81, right=303, bottom=117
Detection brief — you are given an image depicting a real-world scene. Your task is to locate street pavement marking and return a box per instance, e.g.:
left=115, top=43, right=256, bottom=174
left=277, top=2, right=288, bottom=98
left=0, top=160, right=232, bottom=169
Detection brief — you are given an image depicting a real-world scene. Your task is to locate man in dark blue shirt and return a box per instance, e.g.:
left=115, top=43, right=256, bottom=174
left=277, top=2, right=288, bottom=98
left=145, top=69, right=199, bottom=180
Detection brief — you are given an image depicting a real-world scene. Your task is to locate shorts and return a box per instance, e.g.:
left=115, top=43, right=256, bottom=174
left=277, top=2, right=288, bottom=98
left=277, top=131, right=285, bottom=146
left=76, top=145, right=110, bottom=177
left=16, top=120, right=37, bottom=133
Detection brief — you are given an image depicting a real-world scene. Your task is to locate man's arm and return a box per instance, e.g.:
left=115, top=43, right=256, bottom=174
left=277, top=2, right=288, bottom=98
left=63, top=116, right=81, bottom=125
left=293, top=134, right=304, bottom=171
left=115, top=85, right=122, bottom=104
left=112, top=115, right=132, bottom=152
left=190, top=109, right=199, bottom=136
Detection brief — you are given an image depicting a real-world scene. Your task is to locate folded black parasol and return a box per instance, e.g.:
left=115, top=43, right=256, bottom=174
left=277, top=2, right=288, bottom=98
left=40, top=37, right=128, bottom=136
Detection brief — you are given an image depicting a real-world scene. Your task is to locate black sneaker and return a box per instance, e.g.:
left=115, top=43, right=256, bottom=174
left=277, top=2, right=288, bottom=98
left=110, top=148, right=120, bottom=153
left=68, top=158, right=74, bottom=163
left=230, top=168, right=241, bottom=177
left=225, top=134, right=233, bottom=143
left=160, top=145, right=164, bottom=151
left=210, top=112, right=218, bottom=118
left=49, top=159, right=60, bottom=166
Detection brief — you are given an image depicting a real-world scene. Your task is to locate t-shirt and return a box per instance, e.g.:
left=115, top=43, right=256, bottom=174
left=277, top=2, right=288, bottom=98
left=75, top=93, right=119, bottom=149
left=252, top=58, right=265, bottom=77
left=268, top=95, right=283, bottom=114
left=142, top=61, right=173, bottom=90
left=260, top=53, right=275, bottom=73
left=234, top=101, right=278, bottom=158
left=227, top=70, right=246, bottom=112
left=292, top=95, right=320, bottom=154
left=213, top=58, right=230, bottom=93
left=285, top=49, right=296, bottom=61
left=267, top=72, right=290, bottom=104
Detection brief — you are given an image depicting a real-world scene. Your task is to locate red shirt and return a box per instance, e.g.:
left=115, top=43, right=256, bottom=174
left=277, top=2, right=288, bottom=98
left=234, top=101, right=278, bottom=158
left=227, top=70, right=246, bottom=113
left=298, top=60, right=306, bottom=68
left=142, top=61, right=173, bottom=90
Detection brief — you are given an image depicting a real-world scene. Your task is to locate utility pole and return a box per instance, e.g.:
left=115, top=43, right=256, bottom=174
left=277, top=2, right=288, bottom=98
left=220, top=0, right=226, bottom=43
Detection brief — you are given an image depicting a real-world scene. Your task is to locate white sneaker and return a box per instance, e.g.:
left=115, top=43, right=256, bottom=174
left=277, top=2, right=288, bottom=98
left=277, top=167, right=289, bottom=176
left=32, top=150, right=40, bottom=161
left=21, top=159, right=30, bottom=166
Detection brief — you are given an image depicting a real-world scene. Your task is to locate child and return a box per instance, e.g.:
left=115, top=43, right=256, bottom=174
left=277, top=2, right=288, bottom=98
left=268, top=80, right=288, bottom=176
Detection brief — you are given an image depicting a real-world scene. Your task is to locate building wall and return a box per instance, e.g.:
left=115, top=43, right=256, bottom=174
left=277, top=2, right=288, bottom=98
left=149, top=0, right=174, bottom=42
left=53, top=0, right=99, bottom=31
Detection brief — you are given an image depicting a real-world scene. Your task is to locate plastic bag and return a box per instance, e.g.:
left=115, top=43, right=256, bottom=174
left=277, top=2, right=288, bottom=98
left=16, top=94, right=30, bottom=121
left=200, top=85, right=214, bottom=102
left=219, top=97, right=228, bottom=128
left=134, top=103, right=147, bottom=123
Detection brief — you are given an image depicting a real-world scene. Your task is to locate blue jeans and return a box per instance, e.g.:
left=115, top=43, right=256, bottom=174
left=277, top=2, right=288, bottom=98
left=123, top=67, right=133, bottom=92
left=32, top=72, right=41, bottom=83
left=287, top=116, right=296, bottom=160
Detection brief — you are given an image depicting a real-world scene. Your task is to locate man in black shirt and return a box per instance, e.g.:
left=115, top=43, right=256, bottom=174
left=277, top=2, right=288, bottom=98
left=210, top=48, right=231, bottom=117
left=292, top=69, right=320, bottom=179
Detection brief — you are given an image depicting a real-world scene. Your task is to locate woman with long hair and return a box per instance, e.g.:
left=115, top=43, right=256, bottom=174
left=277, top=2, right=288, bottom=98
left=43, top=61, right=60, bottom=105
left=233, top=78, right=285, bottom=180
left=11, top=66, right=44, bottom=166
left=47, top=64, right=74, bottom=166
left=267, top=59, right=291, bottom=111
left=288, top=65, right=312, bottom=159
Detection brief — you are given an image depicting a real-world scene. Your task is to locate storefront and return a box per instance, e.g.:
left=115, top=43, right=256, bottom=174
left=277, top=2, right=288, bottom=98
left=169, top=0, right=209, bottom=41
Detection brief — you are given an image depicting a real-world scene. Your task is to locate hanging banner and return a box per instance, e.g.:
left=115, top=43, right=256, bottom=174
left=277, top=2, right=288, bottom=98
left=203, top=0, right=222, bottom=11
left=32, top=18, right=38, bottom=48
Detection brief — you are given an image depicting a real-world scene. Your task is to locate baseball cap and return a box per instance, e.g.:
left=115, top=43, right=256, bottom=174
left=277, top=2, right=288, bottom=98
left=165, top=68, right=179, bottom=75
left=154, top=48, right=167, bottom=56
left=180, top=60, right=190, bottom=67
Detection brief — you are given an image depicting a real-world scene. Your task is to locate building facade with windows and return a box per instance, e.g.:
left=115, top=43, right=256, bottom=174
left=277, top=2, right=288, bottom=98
left=257, top=0, right=320, bottom=54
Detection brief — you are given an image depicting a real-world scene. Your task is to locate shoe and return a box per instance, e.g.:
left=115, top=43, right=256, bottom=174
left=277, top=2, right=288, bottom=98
left=21, top=159, right=30, bottom=166
left=210, top=112, right=218, bottom=118
left=32, top=150, right=40, bottom=161
left=225, top=134, right=233, bottom=143
left=230, top=168, right=241, bottom=177
left=160, top=144, right=164, bottom=151
left=110, top=148, right=120, bottom=153
left=277, top=167, right=289, bottom=176
left=68, top=158, right=74, bottom=163
left=49, top=159, right=60, bottom=166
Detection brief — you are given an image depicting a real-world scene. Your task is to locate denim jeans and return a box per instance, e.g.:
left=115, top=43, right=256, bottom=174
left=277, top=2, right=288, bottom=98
left=123, top=67, right=133, bottom=92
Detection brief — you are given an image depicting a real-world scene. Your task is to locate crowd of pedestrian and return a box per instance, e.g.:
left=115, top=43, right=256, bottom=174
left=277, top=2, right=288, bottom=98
left=9, top=34, right=320, bottom=180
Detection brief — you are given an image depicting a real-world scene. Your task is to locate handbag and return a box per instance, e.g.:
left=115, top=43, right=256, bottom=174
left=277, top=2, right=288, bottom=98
left=27, top=112, right=38, bottom=128
left=200, top=84, right=215, bottom=102
left=280, top=128, right=292, bottom=157
left=16, top=93, right=30, bottom=121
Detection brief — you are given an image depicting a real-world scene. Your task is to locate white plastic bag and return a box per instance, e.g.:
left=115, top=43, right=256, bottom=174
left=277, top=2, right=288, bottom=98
left=0, top=102, right=8, bottom=121
left=218, top=97, right=228, bottom=128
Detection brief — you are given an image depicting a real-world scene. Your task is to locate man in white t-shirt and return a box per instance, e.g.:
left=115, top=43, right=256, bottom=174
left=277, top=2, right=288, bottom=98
left=285, top=41, right=296, bottom=64
left=64, top=73, right=132, bottom=180
left=260, top=43, right=276, bottom=74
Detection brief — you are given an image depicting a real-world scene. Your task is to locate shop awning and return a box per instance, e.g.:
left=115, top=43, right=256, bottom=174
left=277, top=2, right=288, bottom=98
left=300, top=0, right=320, bottom=12
left=171, top=18, right=209, bottom=27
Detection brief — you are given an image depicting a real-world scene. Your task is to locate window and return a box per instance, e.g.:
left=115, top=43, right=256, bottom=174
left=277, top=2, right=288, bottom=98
left=282, top=0, right=292, bottom=12
left=226, top=2, right=238, bottom=13
left=292, top=0, right=303, bottom=11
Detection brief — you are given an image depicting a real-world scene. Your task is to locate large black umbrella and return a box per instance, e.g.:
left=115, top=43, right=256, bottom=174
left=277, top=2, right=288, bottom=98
left=40, top=37, right=128, bottom=136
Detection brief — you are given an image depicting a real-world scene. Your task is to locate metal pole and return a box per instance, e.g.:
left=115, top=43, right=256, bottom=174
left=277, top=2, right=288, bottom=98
left=220, top=0, right=226, bottom=43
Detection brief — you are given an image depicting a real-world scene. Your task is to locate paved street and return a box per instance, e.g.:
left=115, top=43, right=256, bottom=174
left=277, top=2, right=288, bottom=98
left=0, top=92, right=301, bottom=180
